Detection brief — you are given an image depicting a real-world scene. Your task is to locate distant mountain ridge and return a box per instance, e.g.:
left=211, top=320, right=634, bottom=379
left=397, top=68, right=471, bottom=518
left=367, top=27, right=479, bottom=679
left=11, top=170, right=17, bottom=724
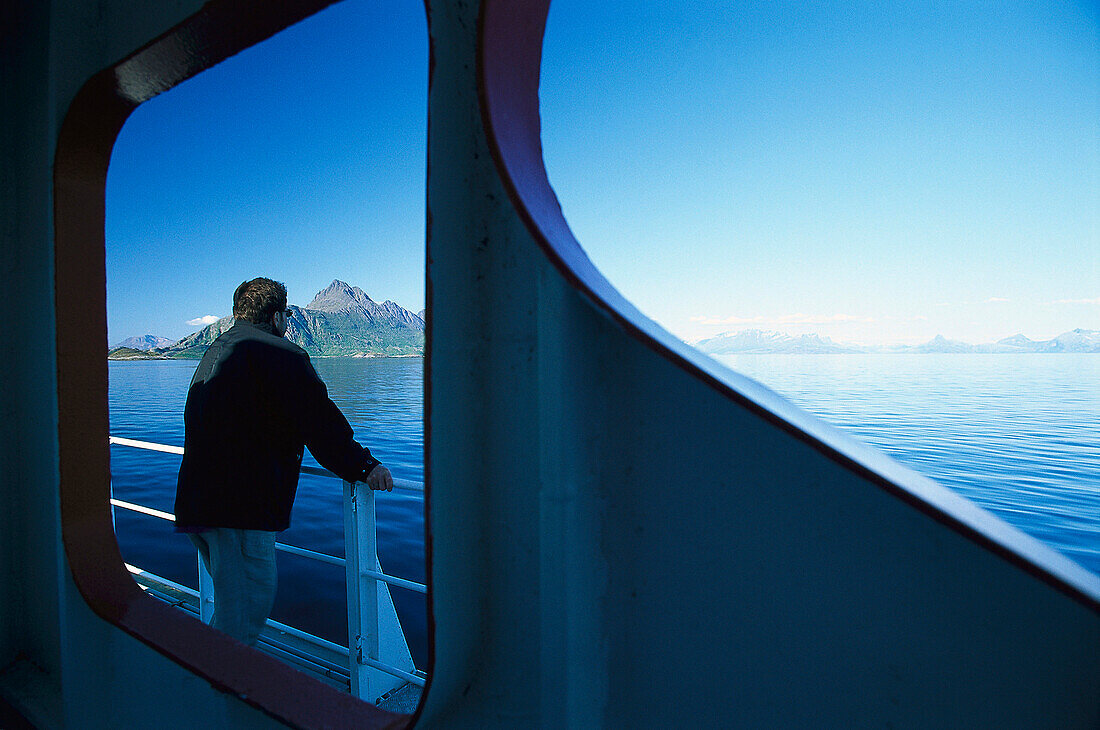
left=694, top=330, right=864, bottom=354
left=111, top=293, right=1097, bottom=359
left=111, top=280, right=424, bottom=359
left=695, top=328, right=1100, bottom=355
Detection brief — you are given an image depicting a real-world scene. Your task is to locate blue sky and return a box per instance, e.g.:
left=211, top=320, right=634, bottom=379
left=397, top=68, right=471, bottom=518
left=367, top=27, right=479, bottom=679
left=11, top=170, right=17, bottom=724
left=106, top=1, right=429, bottom=342
left=107, top=0, right=1098, bottom=346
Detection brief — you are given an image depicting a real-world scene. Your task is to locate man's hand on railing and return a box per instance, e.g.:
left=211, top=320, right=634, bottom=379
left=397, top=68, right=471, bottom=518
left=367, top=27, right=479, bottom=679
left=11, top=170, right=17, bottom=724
left=364, top=465, right=394, bottom=492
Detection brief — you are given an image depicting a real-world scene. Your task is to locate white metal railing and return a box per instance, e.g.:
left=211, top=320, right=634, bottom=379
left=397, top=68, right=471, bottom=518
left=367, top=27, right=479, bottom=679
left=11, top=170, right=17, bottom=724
left=108, top=437, right=424, bottom=493
left=108, top=436, right=426, bottom=702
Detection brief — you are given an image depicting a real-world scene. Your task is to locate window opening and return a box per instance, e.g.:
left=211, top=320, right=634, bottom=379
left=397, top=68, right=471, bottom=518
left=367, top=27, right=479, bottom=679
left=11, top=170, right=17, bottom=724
left=540, top=1, right=1100, bottom=575
left=104, top=0, right=428, bottom=709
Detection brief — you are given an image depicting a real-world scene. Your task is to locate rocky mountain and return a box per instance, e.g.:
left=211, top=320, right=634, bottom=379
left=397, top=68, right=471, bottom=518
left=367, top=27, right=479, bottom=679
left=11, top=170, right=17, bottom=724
left=307, top=280, right=378, bottom=314
left=157, top=280, right=424, bottom=358
left=113, top=334, right=173, bottom=351
left=694, top=328, right=1100, bottom=355
left=307, top=280, right=426, bottom=331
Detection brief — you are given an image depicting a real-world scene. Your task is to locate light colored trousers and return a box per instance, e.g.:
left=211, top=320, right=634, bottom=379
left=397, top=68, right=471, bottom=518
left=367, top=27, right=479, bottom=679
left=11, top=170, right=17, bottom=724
left=189, top=528, right=278, bottom=646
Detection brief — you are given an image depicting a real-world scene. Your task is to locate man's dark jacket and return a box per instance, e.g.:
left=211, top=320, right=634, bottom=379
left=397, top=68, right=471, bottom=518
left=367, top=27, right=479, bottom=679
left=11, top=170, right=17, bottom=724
left=174, top=322, right=379, bottom=531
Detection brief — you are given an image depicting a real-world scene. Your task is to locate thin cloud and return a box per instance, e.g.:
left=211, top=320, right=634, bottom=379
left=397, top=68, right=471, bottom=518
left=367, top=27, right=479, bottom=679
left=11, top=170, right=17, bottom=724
left=1051, top=297, right=1100, bottom=305
left=187, top=315, right=221, bottom=327
left=691, top=313, right=874, bottom=326
left=937, top=298, right=1010, bottom=306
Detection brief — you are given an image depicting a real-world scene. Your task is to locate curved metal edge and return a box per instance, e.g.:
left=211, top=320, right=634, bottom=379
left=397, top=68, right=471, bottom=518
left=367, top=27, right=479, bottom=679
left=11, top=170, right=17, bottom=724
left=475, top=0, right=1100, bottom=611
left=416, top=0, right=436, bottom=726
left=52, top=2, right=413, bottom=727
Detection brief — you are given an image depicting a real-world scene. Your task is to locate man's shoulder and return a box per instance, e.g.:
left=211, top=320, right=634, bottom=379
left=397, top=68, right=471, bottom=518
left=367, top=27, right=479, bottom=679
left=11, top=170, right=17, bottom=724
left=211, top=324, right=310, bottom=367
left=222, top=323, right=306, bottom=353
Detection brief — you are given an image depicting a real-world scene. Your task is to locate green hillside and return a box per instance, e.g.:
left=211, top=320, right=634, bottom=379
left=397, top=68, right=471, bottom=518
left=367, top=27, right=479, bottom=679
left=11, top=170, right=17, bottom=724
left=152, top=280, right=425, bottom=359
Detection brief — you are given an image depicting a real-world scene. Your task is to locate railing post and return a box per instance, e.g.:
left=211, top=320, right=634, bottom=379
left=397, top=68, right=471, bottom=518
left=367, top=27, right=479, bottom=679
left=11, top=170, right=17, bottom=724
left=343, top=479, right=380, bottom=701
left=198, top=553, right=214, bottom=624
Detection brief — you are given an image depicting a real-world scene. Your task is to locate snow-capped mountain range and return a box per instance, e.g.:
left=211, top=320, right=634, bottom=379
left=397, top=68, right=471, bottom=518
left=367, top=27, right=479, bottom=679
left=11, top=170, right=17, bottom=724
left=694, top=328, right=1100, bottom=355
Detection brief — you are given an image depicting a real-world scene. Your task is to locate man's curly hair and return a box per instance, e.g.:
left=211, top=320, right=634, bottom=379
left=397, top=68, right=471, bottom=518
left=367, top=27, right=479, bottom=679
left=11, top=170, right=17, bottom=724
left=232, top=278, right=288, bottom=325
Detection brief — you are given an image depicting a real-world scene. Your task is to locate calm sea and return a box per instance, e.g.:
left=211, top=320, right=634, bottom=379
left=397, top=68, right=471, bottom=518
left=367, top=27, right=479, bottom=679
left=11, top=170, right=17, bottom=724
left=109, top=354, right=1099, bottom=669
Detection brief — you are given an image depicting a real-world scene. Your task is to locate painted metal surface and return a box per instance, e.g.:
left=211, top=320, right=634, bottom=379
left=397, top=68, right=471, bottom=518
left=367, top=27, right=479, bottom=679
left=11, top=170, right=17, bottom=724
left=418, top=0, right=1100, bottom=726
left=3, top=0, right=1100, bottom=728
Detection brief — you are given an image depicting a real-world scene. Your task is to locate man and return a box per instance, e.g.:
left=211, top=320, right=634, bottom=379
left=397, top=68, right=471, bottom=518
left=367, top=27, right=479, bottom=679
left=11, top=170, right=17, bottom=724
left=174, top=277, right=393, bottom=646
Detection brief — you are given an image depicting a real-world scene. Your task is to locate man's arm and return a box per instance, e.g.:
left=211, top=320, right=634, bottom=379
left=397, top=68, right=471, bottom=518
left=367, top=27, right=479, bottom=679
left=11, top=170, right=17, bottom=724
left=295, top=356, right=392, bottom=490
